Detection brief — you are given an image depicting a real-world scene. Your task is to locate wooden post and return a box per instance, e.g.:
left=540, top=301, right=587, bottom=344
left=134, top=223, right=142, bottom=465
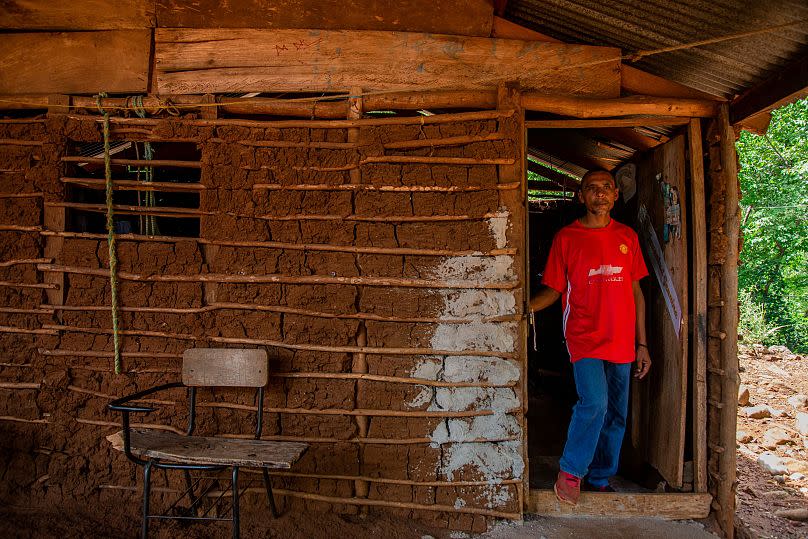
left=705, top=104, right=739, bottom=539
left=717, top=104, right=740, bottom=539
left=497, top=83, right=528, bottom=516
left=347, top=87, right=370, bottom=503
left=688, top=118, right=708, bottom=494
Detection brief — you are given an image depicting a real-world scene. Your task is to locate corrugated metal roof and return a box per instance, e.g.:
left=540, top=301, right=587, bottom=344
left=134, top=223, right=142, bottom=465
left=505, top=0, right=808, bottom=99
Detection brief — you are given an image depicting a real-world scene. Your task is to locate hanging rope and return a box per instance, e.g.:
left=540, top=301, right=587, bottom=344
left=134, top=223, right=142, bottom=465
left=96, top=93, right=123, bottom=375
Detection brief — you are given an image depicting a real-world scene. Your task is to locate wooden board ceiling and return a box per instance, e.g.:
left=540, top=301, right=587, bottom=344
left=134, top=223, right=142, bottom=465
left=154, top=29, right=621, bottom=96
left=0, top=0, right=493, bottom=35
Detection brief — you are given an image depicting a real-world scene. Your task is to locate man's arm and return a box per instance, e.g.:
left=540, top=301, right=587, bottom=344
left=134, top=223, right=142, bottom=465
left=632, top=280, right=651, bottom=379
left=530, top=286, right=561, bottom=312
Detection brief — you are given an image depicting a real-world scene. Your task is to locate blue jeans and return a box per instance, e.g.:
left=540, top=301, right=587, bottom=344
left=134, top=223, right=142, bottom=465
left=559, top=358, right=631, bottom=487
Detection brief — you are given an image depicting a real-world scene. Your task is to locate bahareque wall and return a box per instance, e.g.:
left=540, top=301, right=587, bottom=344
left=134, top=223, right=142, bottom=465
left=0, top=102, right=526, bottom=532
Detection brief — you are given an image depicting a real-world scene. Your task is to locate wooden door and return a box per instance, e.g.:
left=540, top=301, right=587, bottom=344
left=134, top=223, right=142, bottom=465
left=631, top=134, right=689, bottom=488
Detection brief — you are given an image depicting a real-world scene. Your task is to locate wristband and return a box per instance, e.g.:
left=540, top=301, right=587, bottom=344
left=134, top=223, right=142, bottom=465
left=637, top=343, right=648, bottom=349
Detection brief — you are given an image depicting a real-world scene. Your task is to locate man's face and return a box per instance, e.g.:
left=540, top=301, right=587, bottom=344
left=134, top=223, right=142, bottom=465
left=578, top=171, right=619, bottom=216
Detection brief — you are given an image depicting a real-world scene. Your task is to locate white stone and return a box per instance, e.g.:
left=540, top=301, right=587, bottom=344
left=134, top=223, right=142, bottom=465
left=745, top=405, right=772, bottom=419
left=762, top=427, right=792, bottom=448
left=787, top=394, right=808, bottom=410
left=757, top=453, right=789, bottom=475
left=796, top=412, right=808, bottom=437
left=790, top=472, right=805, bottom=481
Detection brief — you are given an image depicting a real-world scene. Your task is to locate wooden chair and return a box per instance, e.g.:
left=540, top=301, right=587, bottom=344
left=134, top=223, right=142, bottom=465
left=108, top=348, right=308, bottom=539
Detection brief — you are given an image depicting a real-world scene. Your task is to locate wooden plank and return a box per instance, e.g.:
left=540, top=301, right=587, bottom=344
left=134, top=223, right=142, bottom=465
left=0, top=31, right=150, bottom=95
left=182, top=348, right=268, bottom=387
left=154, top=28, right=621, bottom=96
left=0, top=0, right=154, bottom=29
left=110, top=429, right=308, bottom=468
left=157, top=0, right=493, bottom=36
left=688, top=119, right=708, bottom=494
left=632, top=134, right=689, bottom=487
left=527, top=490, right=711, bottom=519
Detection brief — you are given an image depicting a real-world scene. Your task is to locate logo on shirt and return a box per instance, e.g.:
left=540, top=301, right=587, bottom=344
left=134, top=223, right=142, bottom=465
left=588, top=264, right=625, bottom=284
left=619, top=244, right=629, bottom=254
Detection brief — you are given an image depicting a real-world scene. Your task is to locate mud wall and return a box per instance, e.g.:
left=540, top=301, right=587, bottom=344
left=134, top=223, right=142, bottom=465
left=0, top=106, right=526, bottom=532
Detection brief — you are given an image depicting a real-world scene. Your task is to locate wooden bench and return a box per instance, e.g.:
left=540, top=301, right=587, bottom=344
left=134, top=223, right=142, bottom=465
left=107, top=348, right=308, bottom=539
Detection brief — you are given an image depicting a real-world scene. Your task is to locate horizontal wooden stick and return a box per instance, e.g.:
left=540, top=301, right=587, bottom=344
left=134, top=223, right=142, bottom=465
left=60, top=177, right=206, bottom=192
left=251, top=212, right=501, bottom=222
left=0, top=362, right=33, bottom=368
left=0, top=225, right=41, bottom=232
left=252, top=182, right=519, bottom=192
left=40, top=349, right=183, bottom=359
left=42, top=324, right=517, bottom=359
left=0, top=258, right=51, bottom=267
left=67, top=385, right=512, bottom=417
left=0, top=325, right=58, bottom=335
left=38, top=264, right=519, bottom=290
left=237, top=487, right=521, bottom=520
left=220, top=432, right=518, bottom=445
left=231, top=139, right=358, bottom=149
left=96, top=483, right=520, bottom=519
left=520, top=93, right=718, bottom=118
left=253, top=470, right=521, bottom=488
left=0, top=382, right=40, bottom=390
left=42, top=302, right=518, bottom=324
left=0, top=281, right=58, bottom=290
left=60, top=156, right=202, bottom=169
left=67, top=385, right=174, bottom=405
left=38, top=229, right=516, bottom=257
left=75, top=417, right=186, bottom=435
left=271, top=372, right=516, bottom=388
left=525, top=117, right=691, bottom=129
left=0, top=119, right=46, bottom=124
left=45, top=202, right=212, bottom=217
left=0, top=415, right=48, bottom=424
left=68, top=109, right=513, bottom=129
left=363, top=156, right=513, bottom=165
left=382, top=132, right=506, bottom=149
left=0, top=139, right=44, bottom=146
left=0, top=192, right=44, bottom=199
left=73, top=366, right=181, bottom=374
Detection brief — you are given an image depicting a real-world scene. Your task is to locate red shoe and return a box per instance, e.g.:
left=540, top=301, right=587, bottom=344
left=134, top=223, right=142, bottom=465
left=553, top=471, right=581, bottom=505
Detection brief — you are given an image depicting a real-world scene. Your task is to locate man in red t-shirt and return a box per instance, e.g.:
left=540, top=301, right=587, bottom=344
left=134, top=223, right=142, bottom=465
left=530, top=169, right=651, bottom=505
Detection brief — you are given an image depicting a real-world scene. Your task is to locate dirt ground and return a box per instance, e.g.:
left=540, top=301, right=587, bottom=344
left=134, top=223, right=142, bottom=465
left=735, top=345, right=808, bottom=539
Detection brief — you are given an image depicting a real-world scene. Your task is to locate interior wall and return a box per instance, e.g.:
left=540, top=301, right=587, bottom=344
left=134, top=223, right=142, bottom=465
left=0, top=108, right=526, bottom=532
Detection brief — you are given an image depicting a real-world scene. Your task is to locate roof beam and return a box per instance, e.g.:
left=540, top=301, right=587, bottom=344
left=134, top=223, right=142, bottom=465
left=526, top=160, right=580, bottom=190
left=730, top=54, right=808, bottom=126
left=527, top=131, right=614, bottom=171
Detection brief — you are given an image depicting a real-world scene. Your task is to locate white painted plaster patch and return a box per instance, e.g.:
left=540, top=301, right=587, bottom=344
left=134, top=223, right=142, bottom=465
left=432, top=322, right=516, bottom=353
left=443, top=356, right=520, bottom=385
left=487, top=210, right=510, bottom=250
left=441, top=440, right=525, bottom=482
left=434, top=387, right=519, bottom=412
left=441, top=290, right=516, bottom=318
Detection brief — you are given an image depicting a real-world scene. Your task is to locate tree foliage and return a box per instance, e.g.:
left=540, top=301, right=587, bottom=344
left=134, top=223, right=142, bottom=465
left=736, top=98, right=808, bottom=352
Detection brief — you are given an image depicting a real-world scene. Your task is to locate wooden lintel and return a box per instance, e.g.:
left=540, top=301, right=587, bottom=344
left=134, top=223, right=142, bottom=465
left=521, top=93, right=718, bottom=118
left=154, top=28, right=621, bottom=96
left=0, top=31, right=151, bottom=95
left=730, top=54, right=808, bottom=125
left=526, top=117, right=690, bottom=129
left=528, top=490, right=712, bottom=519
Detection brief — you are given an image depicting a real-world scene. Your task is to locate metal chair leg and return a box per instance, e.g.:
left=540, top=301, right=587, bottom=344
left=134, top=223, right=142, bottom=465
left=183, top=469, right=200, bottom=517
left=142, top=461, right=153, bottom=539
left=262, top=468, right=278, bottom=518
left=231, top=467, right=240, bottom=539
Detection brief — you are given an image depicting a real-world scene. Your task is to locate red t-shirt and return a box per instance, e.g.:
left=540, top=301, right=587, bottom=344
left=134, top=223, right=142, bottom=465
left=541, top=219, right=648, bottom=364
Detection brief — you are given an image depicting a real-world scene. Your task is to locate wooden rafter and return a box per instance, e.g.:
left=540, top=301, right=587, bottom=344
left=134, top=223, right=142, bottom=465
left=730, top=54, right=808, bottom=128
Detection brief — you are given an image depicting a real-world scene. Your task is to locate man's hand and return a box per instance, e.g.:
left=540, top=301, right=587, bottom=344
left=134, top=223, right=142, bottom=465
left=634, top=346, right=651, bottom=379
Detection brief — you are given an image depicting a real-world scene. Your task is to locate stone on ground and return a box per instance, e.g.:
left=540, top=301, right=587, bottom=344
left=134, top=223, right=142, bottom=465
left=738, top=384, right=751, bottom=406
left=796, top=411, right=808, bottom=436
left=757, top=453, right=789, bottom=475
left=787, top=394, right=808, bottom=410
left=762, top=427, right=792, bottom=448
left=774, top=508, right=808, bottom=522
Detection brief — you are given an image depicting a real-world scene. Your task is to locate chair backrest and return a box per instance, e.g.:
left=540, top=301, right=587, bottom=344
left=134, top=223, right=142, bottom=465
left=182, top=348, right=268, bottom=387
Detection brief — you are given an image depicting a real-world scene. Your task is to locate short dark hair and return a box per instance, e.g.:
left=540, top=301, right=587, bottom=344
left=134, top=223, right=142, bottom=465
left=580, top=169, right=615, bottom=188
